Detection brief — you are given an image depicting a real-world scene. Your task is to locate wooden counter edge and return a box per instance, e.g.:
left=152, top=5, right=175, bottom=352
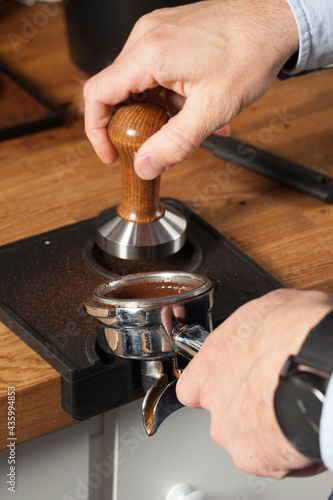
left=0, top=371, right=76, bottom=452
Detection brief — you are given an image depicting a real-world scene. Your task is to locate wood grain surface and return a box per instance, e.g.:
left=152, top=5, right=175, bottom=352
left=1, top=2, right=333, bottom=450
left=108, top=103, right=168, bottom=223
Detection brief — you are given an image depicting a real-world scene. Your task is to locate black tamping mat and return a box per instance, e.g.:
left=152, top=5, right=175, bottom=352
left=0, top=198, right=281, bottom=420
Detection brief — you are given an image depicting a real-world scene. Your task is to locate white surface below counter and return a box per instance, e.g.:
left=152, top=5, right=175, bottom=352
left=0, top=399, right=332, bottom=500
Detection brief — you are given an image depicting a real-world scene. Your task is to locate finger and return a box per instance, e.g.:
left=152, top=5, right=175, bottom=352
left=134, top=90, right=226, bottom=179
left=176, top=326, right=225, bottom=408
left=176, top=351, right=208, bottom=408
left=84, top=54, right=158, bottom=164
left=83, top=100, right=115, bottom=164
left=214, top=123, right=231, bottom=137
left=166, top=91, right=231, bottom=139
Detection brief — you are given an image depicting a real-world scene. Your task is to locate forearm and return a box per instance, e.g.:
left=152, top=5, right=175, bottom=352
left=320, top=375, right=333, bottom=470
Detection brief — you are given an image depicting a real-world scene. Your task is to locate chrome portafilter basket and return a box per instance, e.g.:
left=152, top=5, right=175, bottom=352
left=85, top=271, right=219, bottom=435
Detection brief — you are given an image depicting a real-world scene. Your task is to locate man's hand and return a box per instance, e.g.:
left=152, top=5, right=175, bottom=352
left=176, top=289, right=333, bottom=478
left=84, top=0, right=299, bottom=180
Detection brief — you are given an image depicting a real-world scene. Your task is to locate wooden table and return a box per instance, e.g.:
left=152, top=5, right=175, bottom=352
left=1, top=2, right=333, bottom=451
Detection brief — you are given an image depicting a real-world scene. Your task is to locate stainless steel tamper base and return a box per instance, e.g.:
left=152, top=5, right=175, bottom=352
left=95, top=203, right=187, bottom=260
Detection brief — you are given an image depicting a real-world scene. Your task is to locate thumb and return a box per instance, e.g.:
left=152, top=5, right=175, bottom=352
left=134, top=93, right=222, bottom=180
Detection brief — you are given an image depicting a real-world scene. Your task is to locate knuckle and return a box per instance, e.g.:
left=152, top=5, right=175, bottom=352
left=133, top=11, right=161, bottom=35
left=209, top=423, right=222, bottom=446
left=137, top=8, right=168, bottom=26
left=209, top=416, right=230, bottom=449
left=199, top=390, right=212, bottom=413
left=141, top=28, right=167, bottom=55
left=139, top=27, right=172, bottom=73
left=83, top=77, right=94, bottom=100
left=133, top=14, right=151, bottom=33
left=162, top=126, right=197, bottom=164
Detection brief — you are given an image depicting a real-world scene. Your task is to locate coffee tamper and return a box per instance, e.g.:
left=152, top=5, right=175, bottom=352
left=95, top=103, right=187, bottom=260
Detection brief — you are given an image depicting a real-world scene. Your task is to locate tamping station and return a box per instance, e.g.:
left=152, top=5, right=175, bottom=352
left=95, top=102, right=187, bottom=261
left=0, top=100, right=280, bottom=425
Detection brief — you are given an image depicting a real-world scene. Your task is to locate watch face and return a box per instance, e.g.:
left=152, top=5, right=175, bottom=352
left=274, top=372, right=326, bottom=462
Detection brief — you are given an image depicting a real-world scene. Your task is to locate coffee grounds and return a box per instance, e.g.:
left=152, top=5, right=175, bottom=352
left=106, top=281, right=196, bottom=300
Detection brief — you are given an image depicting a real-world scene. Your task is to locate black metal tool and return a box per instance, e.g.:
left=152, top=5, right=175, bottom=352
left=201, top=135, right=333, bottom=203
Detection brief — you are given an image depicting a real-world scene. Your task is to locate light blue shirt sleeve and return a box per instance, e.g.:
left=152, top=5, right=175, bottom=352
left=282, top=0, right=333, bottom=74
left=320, top=375, right=333, bottom=469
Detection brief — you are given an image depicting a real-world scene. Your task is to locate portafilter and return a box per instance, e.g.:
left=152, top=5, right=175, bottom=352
left=85, top=271, right=219, bottom=435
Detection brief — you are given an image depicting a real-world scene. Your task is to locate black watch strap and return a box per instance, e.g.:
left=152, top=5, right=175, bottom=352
left=294, top=309, right=333, bottom=374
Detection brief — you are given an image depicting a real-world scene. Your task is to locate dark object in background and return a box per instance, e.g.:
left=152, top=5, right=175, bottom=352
left=202, top=135, right=333, bottom=203
left=0, top=62, right=64, bottom=141
left=64, top=0, right=193, bottom=75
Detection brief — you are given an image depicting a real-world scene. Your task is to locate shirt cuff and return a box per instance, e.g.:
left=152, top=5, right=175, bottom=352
left=320, top=375, right=333, bottom=469
left=282, top=0, right=333, bottom=75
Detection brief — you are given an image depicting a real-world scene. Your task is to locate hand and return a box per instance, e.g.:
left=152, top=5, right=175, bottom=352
left=84, top=0, right=299, bottom=180
left=176, top=289, right=333, bottom=478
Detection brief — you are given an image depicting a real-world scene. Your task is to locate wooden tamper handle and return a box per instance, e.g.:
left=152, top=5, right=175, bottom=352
left=108, top=103, right=169, bottom=223
left=96, top=102, right=186, bottom=260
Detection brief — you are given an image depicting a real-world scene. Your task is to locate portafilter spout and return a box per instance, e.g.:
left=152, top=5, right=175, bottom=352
left=95, top=103, right=187, bottom=260
left=84, top=271, right=219, bottom=435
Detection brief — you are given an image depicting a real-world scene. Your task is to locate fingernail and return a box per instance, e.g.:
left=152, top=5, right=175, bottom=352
left=135, top=154, right=167, bottom=180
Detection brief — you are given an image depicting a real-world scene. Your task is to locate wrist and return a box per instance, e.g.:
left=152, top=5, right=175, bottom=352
left=272, top=0, right=300, bottom=67
left=274, top=308, right=333, bottom=462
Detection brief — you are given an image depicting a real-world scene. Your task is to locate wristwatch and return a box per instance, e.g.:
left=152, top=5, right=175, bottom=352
left=274, top=310, right=333, bottom=462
